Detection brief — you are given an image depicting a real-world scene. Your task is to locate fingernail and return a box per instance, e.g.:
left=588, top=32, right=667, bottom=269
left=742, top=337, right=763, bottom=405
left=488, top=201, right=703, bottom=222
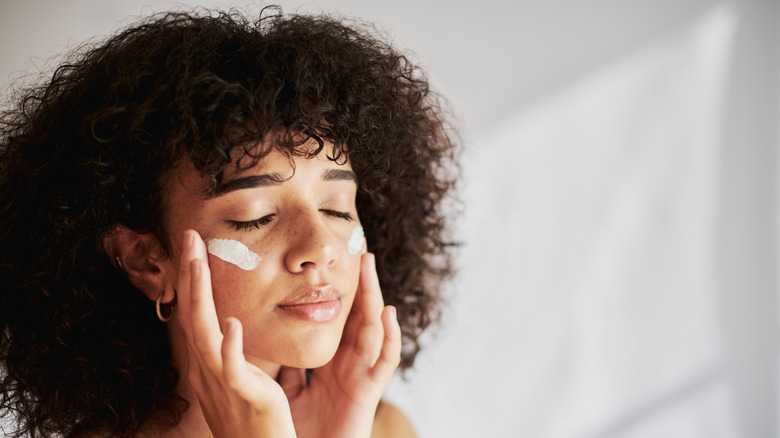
left=225, top=318, right=236, bottom=334
left=390, top=305, right=397, bottom=320
left=196, top=232, right=208, bottom=257
left=184, top=230, right=194, bottom=251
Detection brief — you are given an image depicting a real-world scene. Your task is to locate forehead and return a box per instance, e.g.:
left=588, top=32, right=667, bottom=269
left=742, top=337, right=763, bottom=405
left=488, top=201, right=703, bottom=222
left=168, top=140, right=352, bottom=194
left=162, top=141, right=355, bottom=217
left=226, top=140, right=351, bottom=179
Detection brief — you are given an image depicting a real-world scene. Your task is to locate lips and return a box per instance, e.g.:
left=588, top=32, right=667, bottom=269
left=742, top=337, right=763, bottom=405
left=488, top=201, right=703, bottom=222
left=277, top=286, right=342, bottom=322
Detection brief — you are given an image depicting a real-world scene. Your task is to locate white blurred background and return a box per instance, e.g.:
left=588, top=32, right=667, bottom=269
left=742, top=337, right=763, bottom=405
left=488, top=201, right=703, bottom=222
left=1, top=1, right=778, bottom=437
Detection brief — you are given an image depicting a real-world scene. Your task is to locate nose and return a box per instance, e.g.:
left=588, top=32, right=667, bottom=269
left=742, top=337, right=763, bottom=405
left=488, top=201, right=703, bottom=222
left=283, top=210, right=339, bottom=273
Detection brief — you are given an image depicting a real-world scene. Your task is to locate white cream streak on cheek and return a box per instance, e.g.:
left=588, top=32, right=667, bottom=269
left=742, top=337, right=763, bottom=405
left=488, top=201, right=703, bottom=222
left=206, top=238, right=262, bottom=270
left=348, top=226, right=364, bottom=255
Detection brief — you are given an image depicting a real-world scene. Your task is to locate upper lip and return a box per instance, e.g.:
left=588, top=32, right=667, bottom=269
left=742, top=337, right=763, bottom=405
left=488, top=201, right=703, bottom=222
left=278, top=285, right=341, bottom=306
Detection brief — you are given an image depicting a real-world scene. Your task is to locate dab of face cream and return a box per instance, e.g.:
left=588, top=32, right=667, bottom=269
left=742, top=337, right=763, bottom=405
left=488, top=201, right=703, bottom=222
left=207, top=238, right=262, bottom=270
left=348, top=226, right=364, bottom=255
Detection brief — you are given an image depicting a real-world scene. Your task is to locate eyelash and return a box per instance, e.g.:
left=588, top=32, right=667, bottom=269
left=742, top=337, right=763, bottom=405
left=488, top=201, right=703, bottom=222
left=228, top=215, right=274, bottom=231
left=323, top=209, right=355, bottom=221
left=228, top=210, right=354, bottom=231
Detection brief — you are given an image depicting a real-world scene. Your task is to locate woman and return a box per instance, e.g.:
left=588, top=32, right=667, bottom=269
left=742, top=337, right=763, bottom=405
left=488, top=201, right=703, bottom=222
left=0, top=6, right=457, bottom=438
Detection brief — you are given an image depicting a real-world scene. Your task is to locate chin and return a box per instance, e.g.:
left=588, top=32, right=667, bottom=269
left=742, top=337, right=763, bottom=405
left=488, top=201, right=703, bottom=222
left=285, top=331, right=342, bottom=368
left=293, top=350, right=337, bottom=369
left=267, top=347, right=338, bottom=370
left=247, top=325, right=344, bottom=369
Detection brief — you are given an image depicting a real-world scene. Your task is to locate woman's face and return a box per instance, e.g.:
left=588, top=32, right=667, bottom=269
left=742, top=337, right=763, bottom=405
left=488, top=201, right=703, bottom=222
left=162, top=142, right=363, bottom=369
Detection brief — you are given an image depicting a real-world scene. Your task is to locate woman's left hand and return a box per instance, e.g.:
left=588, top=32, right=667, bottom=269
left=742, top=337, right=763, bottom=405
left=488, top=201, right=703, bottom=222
left=279, top=252, right=402, bottom=438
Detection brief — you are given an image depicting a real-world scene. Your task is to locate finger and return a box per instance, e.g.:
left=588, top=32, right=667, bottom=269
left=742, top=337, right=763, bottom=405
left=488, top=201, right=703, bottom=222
left=222, top=318, right=285, bottom=406
left=178, top=231, right=218, bottom=397
left=176, top=230, right=197, bottom=342
left=342, top=253, right=380, bottom=341
left=369, top=305, right=402, bottom=385
left=351, top=253, right=385, bottom=364
left=188, top=233, right=224, bottom=369
left=359, top=252, right=385, bottom=317
left=221, top=317, right=247, bottom=390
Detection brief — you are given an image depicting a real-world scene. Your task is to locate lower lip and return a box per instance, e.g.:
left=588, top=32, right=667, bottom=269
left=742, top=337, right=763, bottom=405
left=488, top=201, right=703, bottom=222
left=277, top=300, right=342, bottom=322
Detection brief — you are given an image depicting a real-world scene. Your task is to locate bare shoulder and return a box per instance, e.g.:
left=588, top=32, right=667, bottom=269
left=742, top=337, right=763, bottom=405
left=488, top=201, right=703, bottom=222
left=371, top=400, right=418, bottom=438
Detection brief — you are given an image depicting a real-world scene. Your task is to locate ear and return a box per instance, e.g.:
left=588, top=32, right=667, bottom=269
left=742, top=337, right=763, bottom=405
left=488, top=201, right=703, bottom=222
left=102, top=225, right=175, bottom=303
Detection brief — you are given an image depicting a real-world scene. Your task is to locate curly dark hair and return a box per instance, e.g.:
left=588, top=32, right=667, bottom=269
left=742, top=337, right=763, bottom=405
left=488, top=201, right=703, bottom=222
left=0, top=6, right=457, bottom=438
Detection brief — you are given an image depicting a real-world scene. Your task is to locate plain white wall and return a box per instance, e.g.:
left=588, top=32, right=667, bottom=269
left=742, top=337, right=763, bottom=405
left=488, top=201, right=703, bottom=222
left=1, top=1, right=777, bottom=437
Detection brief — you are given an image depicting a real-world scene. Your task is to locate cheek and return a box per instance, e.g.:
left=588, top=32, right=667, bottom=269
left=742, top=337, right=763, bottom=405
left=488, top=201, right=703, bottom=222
left=206, top=254, right=271, bottom=317
left=343, top=252, right=363, bottom=296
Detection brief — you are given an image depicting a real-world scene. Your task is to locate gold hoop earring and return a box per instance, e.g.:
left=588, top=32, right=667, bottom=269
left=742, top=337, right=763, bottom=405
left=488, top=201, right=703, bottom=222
left=156, top=291, right=176, bottom=322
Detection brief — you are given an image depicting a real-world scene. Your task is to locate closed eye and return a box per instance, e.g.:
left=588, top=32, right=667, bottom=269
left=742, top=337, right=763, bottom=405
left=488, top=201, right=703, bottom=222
left=321, top=209, right=355, bottom=221
left=227, top=215, right=274, bottom=231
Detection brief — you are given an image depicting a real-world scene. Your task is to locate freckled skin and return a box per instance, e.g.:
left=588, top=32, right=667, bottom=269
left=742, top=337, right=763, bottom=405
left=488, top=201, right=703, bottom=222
left=159, top=143, right=363, bottom=370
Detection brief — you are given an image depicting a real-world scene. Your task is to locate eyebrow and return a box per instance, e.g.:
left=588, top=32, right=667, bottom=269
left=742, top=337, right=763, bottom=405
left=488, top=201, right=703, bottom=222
left=322, top=168, right=358, bottom=183
left=209, top=169, right=358, bottom=198
left=209, top=173, right=285, bottom=198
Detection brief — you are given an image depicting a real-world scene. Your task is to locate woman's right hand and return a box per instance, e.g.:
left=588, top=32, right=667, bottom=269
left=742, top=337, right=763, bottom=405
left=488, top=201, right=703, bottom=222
left=176, top=229, right=297, bottom=438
